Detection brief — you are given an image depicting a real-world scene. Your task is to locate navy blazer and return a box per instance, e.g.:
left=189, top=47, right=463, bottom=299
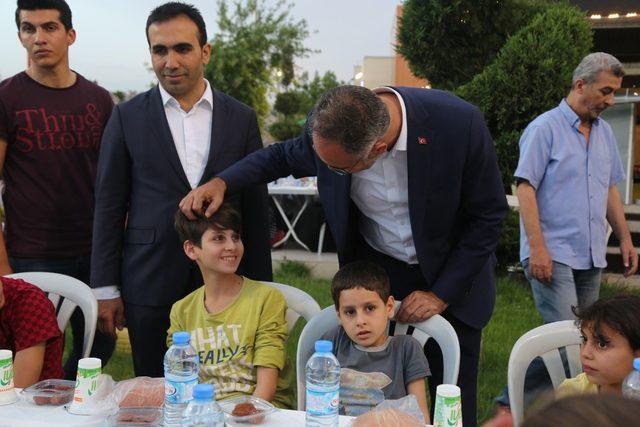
left=91, top=86, right=272, bottom=306
left=219, top=87, right=508, bottom=328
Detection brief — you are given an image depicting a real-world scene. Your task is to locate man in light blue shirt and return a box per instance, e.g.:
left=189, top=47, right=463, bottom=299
left=495, top=52, right=638, bottom=409
left=516, top=52, right=636, bottom=321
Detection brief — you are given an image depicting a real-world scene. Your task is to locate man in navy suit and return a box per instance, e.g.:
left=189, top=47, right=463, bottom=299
left=184, top=85, right=507, bottom=424
left=90, top=2, right=272, bottom=377
left=181, top=85, right=507, bottom=425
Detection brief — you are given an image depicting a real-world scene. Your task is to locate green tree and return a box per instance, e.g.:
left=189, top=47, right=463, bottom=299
left=397, top=0, right=541, bottom=90
left=268, top=71, right=342, bottom=141
left=457, top=3, right=592, bottom=188
left=112, top=90, right=126, bottom=103
left=205, top=0, right=313, bottom=124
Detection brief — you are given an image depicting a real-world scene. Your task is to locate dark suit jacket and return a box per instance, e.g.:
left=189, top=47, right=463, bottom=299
left=91, top=85, right=272, bottom=306
left=219, top=87, right=508, bottom=329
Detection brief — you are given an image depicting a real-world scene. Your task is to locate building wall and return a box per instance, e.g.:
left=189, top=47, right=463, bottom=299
left=394, top=5, right=428, bottom=88
left=356, top=56, right=395, bottom=88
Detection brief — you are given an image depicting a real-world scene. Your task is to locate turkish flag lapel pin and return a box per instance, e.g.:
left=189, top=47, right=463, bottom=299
left=418, top=136, right=429, bottom=145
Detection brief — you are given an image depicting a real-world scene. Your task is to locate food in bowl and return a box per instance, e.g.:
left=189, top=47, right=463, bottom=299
left=21, top=379, right=75, bottom=406
left=219, top=395, right=276, bottom=426
left=232, top=402, right=265, bottom=423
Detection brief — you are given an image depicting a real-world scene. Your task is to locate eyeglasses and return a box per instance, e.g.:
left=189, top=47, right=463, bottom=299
left=312, top=142, right=368, bottom=175
left=325, top=156, right=366, bottom=175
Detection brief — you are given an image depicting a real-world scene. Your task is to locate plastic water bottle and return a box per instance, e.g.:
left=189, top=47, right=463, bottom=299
left=305, top=340, right=340, bottom=427
left=182, top=384, right=224, bottom=426
left=623, top=358, right=640, bottom=400
left=164, top=331, right=199, bottom=426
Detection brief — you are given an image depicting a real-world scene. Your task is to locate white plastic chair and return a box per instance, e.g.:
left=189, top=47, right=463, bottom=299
left=507, top=320, right=582, bottom=427
left=263, top=281, right=321, bottom=333
left=6, top=272, right=98, bottom=359
left=296, top=301, right=461, bottom=410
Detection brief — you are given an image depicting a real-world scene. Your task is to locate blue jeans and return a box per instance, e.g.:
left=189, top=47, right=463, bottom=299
left=495, top=260, right=601, bottom=407
left=527, top=260, right=601, bottom=324
left=9, top=256, right=116, bottom=380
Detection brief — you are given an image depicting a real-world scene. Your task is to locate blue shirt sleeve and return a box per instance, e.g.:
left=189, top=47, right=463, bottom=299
left=514, top=124, right=553, bottom=190
left=607, top=128, right=625, bottom=186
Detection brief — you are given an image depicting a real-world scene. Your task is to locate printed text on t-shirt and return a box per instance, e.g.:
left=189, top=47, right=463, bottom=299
left=13, top=104, right=103, bottom=152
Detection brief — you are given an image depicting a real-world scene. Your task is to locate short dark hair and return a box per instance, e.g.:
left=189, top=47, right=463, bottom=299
left=523, top=394, right=640, bottom=427
left=572, top=295, right=640, bottom=351
left=16, top=0, right=73, bottom=31
left=146, top=2, right=207, bottom=47
left=331, top=261, right=390, bottom=309
left=310, top=85, right=390, bottom=156
left=174, top=202, right=242, bottom=247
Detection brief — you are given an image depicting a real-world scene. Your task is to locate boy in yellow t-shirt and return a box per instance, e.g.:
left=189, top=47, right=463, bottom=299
left=168, top=203, right=294, bottom=409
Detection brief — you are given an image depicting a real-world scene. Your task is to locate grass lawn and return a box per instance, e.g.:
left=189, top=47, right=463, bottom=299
left=66, top=261, right=640, bottom=423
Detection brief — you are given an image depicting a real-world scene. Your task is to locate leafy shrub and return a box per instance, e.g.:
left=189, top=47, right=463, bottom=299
left=397, top=0, right=538, bottom=90
left=457, top=4, right=592, bottom=187
left=495, top=209, right=521, bottom=271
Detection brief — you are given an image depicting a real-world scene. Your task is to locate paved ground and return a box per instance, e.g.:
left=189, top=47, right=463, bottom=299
left=602, top=272, right=640, bottom=289
left=271, top=248, right=339, bottom=279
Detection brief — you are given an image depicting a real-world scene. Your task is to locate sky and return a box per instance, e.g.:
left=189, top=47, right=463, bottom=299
left=0, top=0, right=401, bottom=92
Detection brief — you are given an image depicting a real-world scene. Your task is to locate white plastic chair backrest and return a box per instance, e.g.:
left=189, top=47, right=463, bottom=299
left=295, top=301, right=461, bottom=410
left=263, top=282, right=321, bottom=333
left=6, top=272, right=98, bottom=359
left=508, top=320, right=582, bottom=427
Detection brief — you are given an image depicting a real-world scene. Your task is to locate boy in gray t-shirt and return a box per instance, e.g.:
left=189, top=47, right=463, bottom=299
left=321, top=261, right=430, bottom=422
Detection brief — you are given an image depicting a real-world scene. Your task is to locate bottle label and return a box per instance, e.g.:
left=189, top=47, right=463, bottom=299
left=306, top=386, right=339, bottom=416
left=0, top=357, right=14, bottom=392
left=73, top=366, right=101, bottom=404
left=434, top=394, right=462, bottom=427
left=165, top=376, right=198, bottom=404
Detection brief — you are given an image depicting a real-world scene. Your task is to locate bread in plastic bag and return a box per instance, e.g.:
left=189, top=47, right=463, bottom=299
left=352, top=394, right=426, bottom=426
left=352, top=408, right=423, bottom=426
left=112, top=377, right=165, bottom=408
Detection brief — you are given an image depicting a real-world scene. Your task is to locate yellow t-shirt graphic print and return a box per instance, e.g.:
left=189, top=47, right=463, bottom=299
left=167, top=278, right=295, bottom=408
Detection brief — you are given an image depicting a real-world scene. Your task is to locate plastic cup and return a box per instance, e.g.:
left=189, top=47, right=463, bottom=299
left=0, top=349, right=18, bottom=405
left=69, top=357, right=101, bottom=414
left=433, top=384, right=462, bottom=427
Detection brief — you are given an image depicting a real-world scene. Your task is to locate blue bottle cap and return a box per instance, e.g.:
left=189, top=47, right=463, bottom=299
left=193, top=384, right=214, bottom=400
left=315, top=340, right=332, bottom=353
left=634, top=358, right=640, bottom=371
left=173, top=331, right=190, bottom=345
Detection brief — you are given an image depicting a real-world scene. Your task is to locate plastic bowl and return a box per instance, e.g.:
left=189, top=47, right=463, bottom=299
left=218, top=395, right=277, bottom=425
left=106, top=407, right=163, bottom=426
left=21, top=379, right=75, bottom=406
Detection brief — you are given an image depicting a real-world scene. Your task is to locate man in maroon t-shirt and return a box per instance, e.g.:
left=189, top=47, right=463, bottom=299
left=0, top=276, right=63, bottom=386
left=0, top=0, right=115, bottom=378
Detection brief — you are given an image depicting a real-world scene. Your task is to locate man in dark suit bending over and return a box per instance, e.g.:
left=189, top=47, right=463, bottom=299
left=180, top=85, right=508, bottom=426
left=91, top=2, right=272, bottom=377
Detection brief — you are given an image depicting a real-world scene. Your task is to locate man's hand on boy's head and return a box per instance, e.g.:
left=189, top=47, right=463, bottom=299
left=179, top=177, right=227, bottom=220
left=97, top=297, right=126, bottom=337
left=396, top=291, right=448, bottom=324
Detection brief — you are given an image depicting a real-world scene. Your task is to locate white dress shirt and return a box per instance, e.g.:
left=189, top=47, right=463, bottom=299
left=350, top=87, right=417, bottom=264
left=93, top=80, right=214, bottom=300
left=159, top=79, right=214, bottom=189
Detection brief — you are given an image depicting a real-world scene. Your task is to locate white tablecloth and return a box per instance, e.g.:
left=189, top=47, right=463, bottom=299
left=0, top=396, right=104, bottom=427
left=268, top=184, right=318, bottom=196
left=0, top=394, right=354, bottom=426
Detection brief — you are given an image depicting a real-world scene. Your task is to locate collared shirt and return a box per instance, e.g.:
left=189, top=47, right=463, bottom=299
left=159, top=79, right=214, bottom=189
left=515, top=99, right=624, bottom=269
left=350, top=87, right=417, bottom=264
left=93, top=80, right=214, bottom=300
